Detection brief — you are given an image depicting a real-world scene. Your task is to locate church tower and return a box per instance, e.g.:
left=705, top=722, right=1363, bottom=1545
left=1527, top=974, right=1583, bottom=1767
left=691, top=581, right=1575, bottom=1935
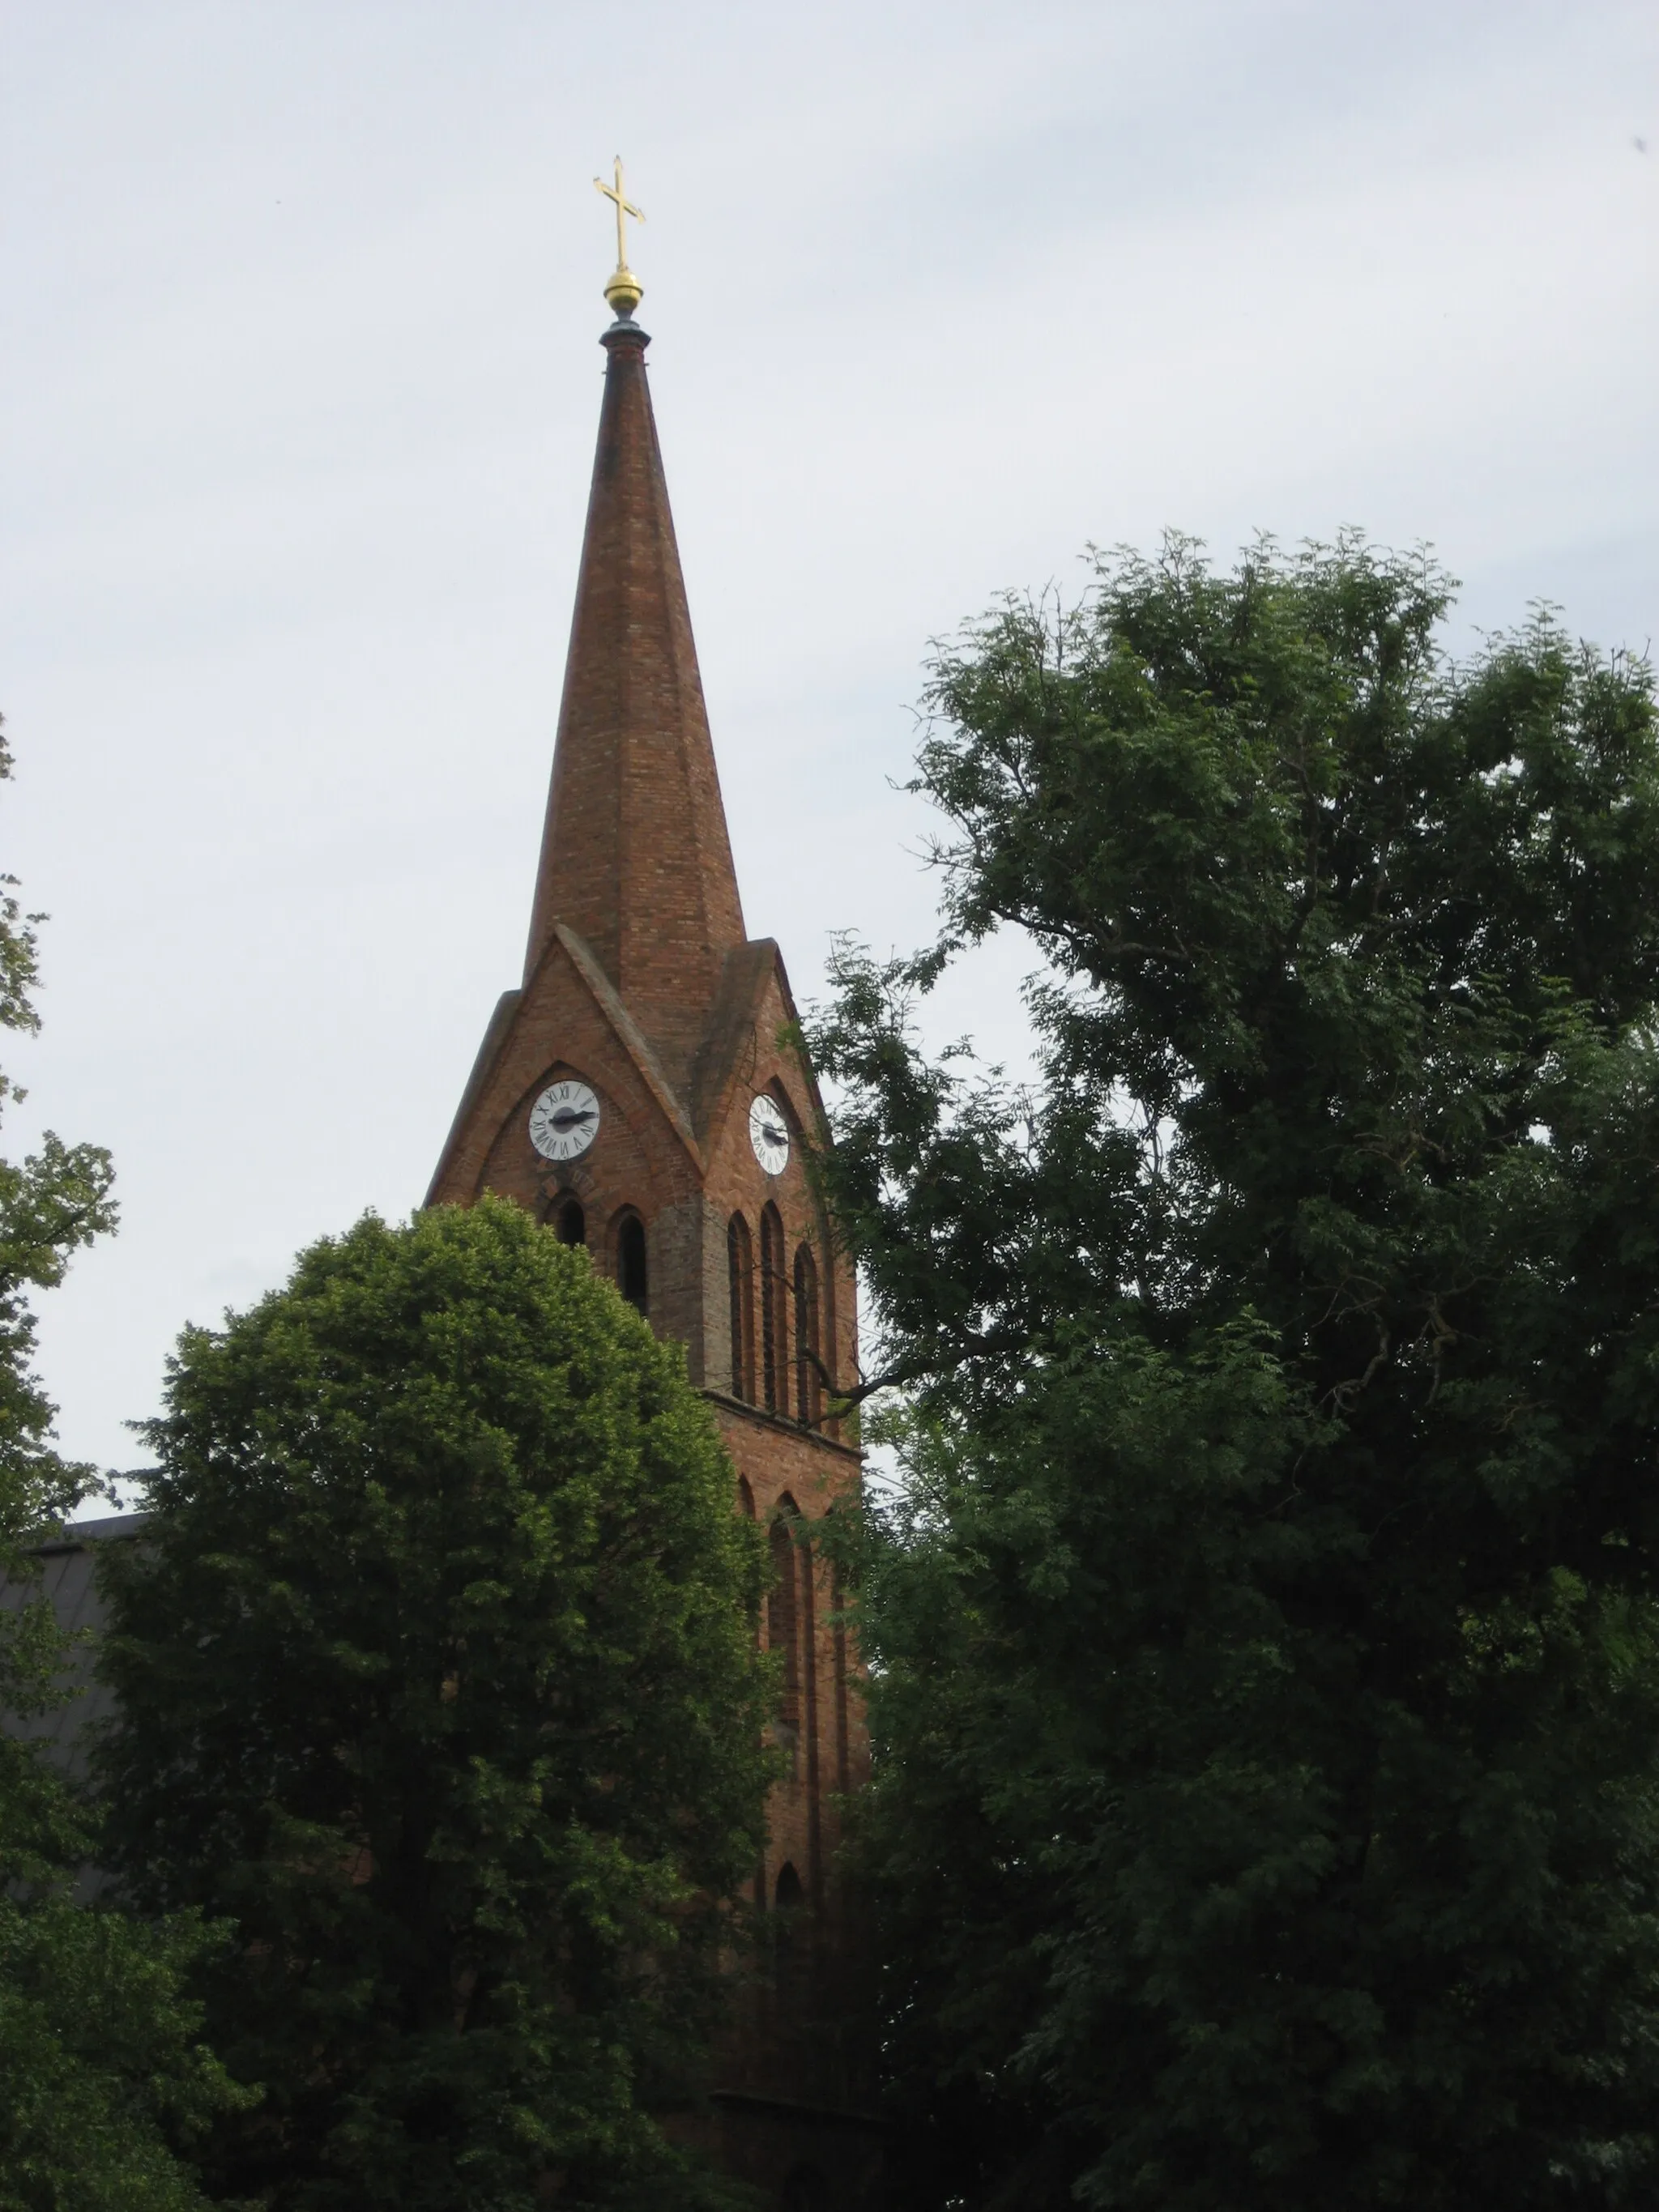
left=428, top=187, right=876, bottom=2204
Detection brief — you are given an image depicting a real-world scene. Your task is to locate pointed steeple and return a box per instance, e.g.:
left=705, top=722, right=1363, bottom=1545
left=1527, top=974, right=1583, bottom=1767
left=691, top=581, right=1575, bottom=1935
left=523, top=310, right=746, bottom=1097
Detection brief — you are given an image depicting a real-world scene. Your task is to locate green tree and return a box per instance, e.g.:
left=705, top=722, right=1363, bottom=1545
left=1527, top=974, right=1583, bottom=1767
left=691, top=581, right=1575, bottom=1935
left=810, top=539, right=1659, bottom=2210
left=96, top=1196, right=774, bottom=2212
left=0, top=716, right=245, bottom=2212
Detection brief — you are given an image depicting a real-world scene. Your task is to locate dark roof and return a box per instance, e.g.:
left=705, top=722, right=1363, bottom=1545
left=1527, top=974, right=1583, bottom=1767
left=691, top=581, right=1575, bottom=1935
left=35, top=1510, right=154, bottom=1554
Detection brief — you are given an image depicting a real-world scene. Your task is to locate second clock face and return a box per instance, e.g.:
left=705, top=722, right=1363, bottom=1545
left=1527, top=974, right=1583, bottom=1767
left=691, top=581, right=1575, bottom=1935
left=529, top=1079, right=600, bottom=1161
left=748, top=1093, right=790, bottom=1176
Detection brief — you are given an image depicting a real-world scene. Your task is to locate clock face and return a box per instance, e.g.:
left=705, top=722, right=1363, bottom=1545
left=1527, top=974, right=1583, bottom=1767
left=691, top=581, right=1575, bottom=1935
left=528, top=1079, right=601, bottom=1161
left=748, top=1093, right=791, bottom=1176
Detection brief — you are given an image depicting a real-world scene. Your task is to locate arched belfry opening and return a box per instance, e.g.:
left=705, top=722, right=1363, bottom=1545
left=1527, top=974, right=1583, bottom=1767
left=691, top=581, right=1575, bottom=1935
left=793, top=1243, right=821, bottom=1426
left=554, top=1196, right=586, bottom=1247
left=616, top=1213, right=647, bottom=1315
left=727, top=1212, right=756, bottom=1401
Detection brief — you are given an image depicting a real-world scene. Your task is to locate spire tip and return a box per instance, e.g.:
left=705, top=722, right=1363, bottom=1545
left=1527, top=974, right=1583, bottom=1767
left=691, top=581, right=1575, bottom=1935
left=594, top=158, right=645, bottom=322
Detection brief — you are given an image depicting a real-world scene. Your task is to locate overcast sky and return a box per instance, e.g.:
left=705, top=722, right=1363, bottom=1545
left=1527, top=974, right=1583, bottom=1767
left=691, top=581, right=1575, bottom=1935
left=2, top=0, right=1655, bottom=1484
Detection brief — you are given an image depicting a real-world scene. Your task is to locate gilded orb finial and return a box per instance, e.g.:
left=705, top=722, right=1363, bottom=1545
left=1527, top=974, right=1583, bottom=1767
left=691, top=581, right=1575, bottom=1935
left=594, top=156, right=645, bottom=318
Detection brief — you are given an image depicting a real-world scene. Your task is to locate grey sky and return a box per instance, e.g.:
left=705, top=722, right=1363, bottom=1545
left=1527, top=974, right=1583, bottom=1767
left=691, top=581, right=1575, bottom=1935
left=2, top=0, right=1654, bottom=1479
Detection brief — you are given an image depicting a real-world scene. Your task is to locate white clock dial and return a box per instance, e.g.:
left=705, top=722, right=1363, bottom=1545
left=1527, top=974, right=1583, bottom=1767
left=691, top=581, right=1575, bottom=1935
left=529, top=1079, right=601, bottom=1161
left=748, top=1093, right=791, bottom=1175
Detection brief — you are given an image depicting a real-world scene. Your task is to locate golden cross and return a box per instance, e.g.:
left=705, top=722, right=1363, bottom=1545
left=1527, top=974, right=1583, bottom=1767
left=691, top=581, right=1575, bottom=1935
left=593, top=156, right=644, bottom=275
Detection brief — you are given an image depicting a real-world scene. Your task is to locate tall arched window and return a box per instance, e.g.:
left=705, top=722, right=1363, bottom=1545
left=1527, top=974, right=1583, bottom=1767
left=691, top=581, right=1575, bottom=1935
left=616, top=1213, right=647, bottom=1315
left=760, top=1203, right=787, bottom=1414
left=554, top=1197, right=586, bottom=1247
left=768, top=1511, right=800, bottom=1736
left=830, top=1542, right=851, bottom=1796
left=773, top=1860, right=808, bottom=2020
left=793, top=1243, right=821, bottom=1426
left=727, top=1213, right=755, bottom=1401
left=737, top=1474, right=756, bottom=1519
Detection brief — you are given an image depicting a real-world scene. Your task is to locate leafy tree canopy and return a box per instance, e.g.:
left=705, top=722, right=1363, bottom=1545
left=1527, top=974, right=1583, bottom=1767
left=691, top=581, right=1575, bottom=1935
left=809, top=538, right=1659, bottom=2210
left=96, top=1196, right=774, bottom=2212
left=0, top=717, right=244, bottom=2212
left=0, top=712, right=116, bottom=1605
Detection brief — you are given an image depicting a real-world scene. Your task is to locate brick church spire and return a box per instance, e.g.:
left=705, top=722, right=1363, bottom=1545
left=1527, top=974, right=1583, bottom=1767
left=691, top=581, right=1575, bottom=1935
left=522, top=305, right=745, bottom=1094
left=429, top=217, right=876, bottom=2188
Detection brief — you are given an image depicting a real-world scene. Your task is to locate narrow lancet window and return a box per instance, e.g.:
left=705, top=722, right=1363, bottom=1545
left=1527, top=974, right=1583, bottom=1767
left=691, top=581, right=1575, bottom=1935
left=793, top=1243, right=821, bottom=1426
left=727, top=1213, right=755, bottom=1400
left=773, top=1859, right=808, bottom=2010
left=769, top=1510, right=800, bottom=1731
left=617, top=1213, right=647, bottom=1315
left=760, top=1204, right=787, bottom=1413
left=555, top=1197, right=586, bottom=1247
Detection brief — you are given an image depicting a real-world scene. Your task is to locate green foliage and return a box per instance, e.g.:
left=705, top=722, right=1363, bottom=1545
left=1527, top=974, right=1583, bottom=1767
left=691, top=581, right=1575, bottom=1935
left=0, top=716, right=243, bottom=2212
left=0, top=1899, right=251, bottom=2212
left=96, top=1196, right=774, bottom=2212
left=0, top=711, right=117, bottom=1615
left=811, top=539, right=1659, bottom=2209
